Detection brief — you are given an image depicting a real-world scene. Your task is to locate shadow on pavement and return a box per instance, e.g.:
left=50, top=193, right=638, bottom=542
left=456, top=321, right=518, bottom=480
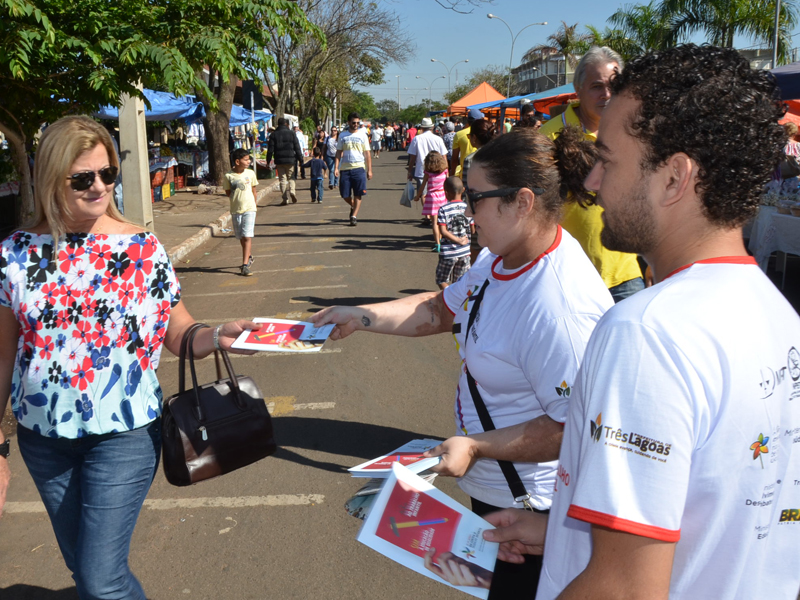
left=293, top=296, right=399, bottom=308
left=0, top=586, right=79, bottom=600
left=270, top=415, right=443, bottom=474
left=333, top=238, right=431, bottom=252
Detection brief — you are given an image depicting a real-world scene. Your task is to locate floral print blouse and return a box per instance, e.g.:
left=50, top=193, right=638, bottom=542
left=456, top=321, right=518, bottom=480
left=0, top=231, right=181, bottom=439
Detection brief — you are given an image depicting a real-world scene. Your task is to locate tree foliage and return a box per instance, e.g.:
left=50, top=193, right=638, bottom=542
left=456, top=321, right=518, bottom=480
left=522, top=21, right=591, bottom=73
left=264, top=0, right=412, bottom=124
left=340, top=90, right=380, bottom=122
left=441, top=65, right=520, bottom=105
left=0, top=0, right=317, bottom=212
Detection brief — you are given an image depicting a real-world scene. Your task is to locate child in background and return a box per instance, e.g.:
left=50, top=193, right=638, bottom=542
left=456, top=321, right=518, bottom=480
left=435, top=176, right=474, bottom=289
left=413, top=151, right=449, bottom=252
left=304, top=147, right=329, bottom=203
left=223, top=148, right=258, bottom=276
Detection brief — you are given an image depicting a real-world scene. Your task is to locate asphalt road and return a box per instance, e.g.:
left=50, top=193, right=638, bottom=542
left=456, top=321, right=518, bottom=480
left=0, top=152, right=473, bottom=600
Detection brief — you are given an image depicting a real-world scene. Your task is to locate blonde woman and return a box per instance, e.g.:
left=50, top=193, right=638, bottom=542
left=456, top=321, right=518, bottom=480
left=0, top=116, right=258, bottom=599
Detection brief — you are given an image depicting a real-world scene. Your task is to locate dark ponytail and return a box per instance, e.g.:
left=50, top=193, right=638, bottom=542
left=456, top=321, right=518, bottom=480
left=472, top=126, right=599, bottom=223
left=553, top=125, right=600, bottom=208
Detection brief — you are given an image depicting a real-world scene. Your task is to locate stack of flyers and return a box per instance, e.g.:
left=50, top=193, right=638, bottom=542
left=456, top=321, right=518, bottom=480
left=230, top=318, right=335, bottom=353
left=348, top=439, right=443, bottom=478
left=357, top=463, right=498, bottom=598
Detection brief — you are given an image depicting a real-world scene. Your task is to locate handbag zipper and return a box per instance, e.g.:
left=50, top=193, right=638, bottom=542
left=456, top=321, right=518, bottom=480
left=196, top=410, right=255, bottom=441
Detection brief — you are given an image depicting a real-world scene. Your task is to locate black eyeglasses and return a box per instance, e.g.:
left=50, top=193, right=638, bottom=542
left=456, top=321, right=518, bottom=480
left=465, top=186, right=545, bottom=212
left=349, top=121, right=361, bottom=127
left=66, top=167, right=119, bottom=191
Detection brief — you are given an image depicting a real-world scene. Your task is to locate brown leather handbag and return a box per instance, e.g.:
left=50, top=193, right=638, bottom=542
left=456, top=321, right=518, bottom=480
left=161, top=323, right=277, bottom=486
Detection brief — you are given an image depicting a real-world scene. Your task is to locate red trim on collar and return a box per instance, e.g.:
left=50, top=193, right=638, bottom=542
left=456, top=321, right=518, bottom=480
left=491, top=226, right=562, bottom=281
left=664, top=256, right=757, bottom=280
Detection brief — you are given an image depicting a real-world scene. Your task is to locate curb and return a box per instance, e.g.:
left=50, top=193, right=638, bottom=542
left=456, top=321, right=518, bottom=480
left=167, top=180, right=280, bottom=264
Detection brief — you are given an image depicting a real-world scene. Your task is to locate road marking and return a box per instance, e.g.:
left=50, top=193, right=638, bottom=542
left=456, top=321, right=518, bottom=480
left=259, top=226, right=348, bottom=235
left=255, top=249, right=352, bottom=259
left=259, top=237, right=338, bottom=248
left=241, top=264, right=349, bottom=275
left=189, top=284, right=347, bottom=298
left=195, top=311, right=311, bottom=323
left=159, top=347, right=341, bottom=363
left=265, top=395, right=336, bottom=416
left=1, top=495, right=325, bottom=514
left=218, top=278, right=262, bottom=288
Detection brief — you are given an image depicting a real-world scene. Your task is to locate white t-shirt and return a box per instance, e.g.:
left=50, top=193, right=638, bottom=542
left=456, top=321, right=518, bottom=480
left=337, top=129, right=370, bottom=171
left=371, top=127, right=383, bottom=142
left=442, top=228, right=613, bottom=509
left=408, top=131, right=448, bottom=179
left=538, top=258, right=800, bottom=600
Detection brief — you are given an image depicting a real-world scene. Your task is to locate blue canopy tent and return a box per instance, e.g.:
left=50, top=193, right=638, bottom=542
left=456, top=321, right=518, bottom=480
left=229, top=104, right=273, bottom=127
left=467, top=84, right=577, bottom=112
left=94, top=89, right=206, bottom=122
left=772, top=61, right=800, bottom=100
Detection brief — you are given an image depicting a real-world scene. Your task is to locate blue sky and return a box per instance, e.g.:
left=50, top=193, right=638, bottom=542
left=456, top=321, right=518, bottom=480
left=358, top=0, right=799, bottom=105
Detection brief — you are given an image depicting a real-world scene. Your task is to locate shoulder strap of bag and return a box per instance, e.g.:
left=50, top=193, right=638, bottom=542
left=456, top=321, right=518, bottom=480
left=464, top=279, right=536, bottom=511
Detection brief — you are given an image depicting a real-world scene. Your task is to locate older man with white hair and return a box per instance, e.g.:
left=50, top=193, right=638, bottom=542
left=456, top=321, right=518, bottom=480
left=541, top=46, right=645, bottom=302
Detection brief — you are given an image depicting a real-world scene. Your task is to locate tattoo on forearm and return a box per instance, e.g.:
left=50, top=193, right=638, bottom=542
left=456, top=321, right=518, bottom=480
left=361, top=315, right=371, bottom=327
left=427, top=299, right=436, bottom=324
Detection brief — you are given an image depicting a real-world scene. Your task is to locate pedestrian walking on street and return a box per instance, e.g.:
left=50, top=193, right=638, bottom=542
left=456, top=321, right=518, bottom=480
left=335, top=112, right=372, bottom=227
left=435, top=176, right=474, bottom=290
left=223, top=148, right=258, bottom=276
left=293, top=125, right=307, bottom=180
left=266, top=117, right=303, bottom=205
left=407, top=117, right=448, bottom=220
left=304, top=146, right=328, bottom=204
left=412, top=150, right=449, bottom=252
left=325, top=125, right=339, bottom=189
left=0, top=115, right=261, bottom=600
left=371, top=124, right=383, bottom=159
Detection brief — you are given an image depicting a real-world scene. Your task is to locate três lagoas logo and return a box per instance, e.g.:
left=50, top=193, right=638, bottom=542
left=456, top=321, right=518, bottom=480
left=587, top=414, right=671, bottom=458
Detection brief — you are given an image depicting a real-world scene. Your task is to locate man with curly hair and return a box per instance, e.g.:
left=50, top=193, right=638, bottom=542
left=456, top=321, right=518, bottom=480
left=481, top=45, right=800, bottom=600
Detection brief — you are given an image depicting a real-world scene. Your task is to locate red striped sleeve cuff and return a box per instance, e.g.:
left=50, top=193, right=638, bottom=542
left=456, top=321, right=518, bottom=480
left=567, top=505, right=681, bottom=542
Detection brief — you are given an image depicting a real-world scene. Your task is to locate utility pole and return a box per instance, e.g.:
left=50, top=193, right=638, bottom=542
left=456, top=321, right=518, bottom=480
left=118, top=84, right=153, bottom=230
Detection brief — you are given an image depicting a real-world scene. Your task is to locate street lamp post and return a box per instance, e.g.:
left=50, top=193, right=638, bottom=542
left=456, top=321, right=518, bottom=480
left=430, top=58, right=470, bottom=95
left=416, top=75, right=446, bottom=110
left=404, top=87, right=428, bottom=105
left=487, top=14, right=547, bottom=98
left=395, top=75, right=401, bottom=110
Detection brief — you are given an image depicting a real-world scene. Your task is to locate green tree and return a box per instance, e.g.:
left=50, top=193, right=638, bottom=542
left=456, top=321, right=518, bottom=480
left=658, top=0, right=798, bottom=63
left=398, top=103, right=429, bottom=125
left=341, top=90, right=380, bottom=122
left=522, top=21, right=591, bottom=82
left=0, top=0, right=316, bottom=215
left=606, top=1, right=674, bottom=59
left=264, top=0, right=410, bottom=124
left=442, top=65, right=517, bottom=105
left=376, top=99, right=401, bottom=122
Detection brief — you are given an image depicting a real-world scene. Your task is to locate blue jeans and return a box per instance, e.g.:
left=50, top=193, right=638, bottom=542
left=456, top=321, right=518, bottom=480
left=17, top=421, right=161, bottom=600
left=325, top=155, right=338, bottom=187
left=609, top=276, right=645, bottom=303
left=311, top=178, right=324, bottom=202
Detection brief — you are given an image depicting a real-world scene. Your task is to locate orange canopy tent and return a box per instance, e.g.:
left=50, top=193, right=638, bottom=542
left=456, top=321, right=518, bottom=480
left=781, top=100, right=800, bottom=126
left=448, top=82, right=505, bottom=115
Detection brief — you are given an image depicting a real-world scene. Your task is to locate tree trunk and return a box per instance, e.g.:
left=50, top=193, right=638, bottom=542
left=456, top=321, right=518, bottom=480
left=200, top=73, right=238, bottom=186
left=0, top=120, right=34, bottom=224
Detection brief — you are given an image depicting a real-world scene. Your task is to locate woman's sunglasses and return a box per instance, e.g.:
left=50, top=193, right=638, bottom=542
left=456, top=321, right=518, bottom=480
left=465, top=186, right=545, bottom=212
left=66, top=166, right=119, bottom=191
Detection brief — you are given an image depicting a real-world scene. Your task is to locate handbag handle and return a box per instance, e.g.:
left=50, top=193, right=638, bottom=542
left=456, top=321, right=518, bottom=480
left=185, top=324, right=248, bottom=422
left=178, top=322, right=209, bottom=393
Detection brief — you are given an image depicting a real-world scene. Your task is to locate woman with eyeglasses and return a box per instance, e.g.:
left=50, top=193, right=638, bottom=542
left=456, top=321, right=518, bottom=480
left=312, top=126, right=612, bottom=596
left=325, top=125, right=339, bottom=189
left=0, top=116, right=259, bottom=599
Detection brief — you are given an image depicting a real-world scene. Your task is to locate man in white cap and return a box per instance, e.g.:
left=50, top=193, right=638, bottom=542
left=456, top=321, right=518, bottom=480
left=406, top=117, right=448, bottom=195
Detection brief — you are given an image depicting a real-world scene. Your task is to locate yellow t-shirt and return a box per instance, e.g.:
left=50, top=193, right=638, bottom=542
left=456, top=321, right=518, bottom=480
left=223, top=168, right=258, bottom=214
left=541, top=103, right=643, bottom=289
left=453, top=127, right=475, bottom=178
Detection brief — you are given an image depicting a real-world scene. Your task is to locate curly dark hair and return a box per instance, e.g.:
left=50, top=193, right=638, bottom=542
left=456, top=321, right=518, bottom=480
left=472, top=126, right=599, bottom=223
left=610, top=44, right=786, bottom=226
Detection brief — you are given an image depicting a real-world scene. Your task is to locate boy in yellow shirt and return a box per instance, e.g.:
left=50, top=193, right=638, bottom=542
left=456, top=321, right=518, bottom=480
left=223, top=148, right=259, bottom=276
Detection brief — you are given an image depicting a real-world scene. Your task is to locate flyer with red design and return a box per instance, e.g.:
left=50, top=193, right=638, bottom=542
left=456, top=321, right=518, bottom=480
left=357, top=463, right=498, bottom=599
left=349, top=439, right=443, bottom=478
left=231, top=318, right=335, bottom=353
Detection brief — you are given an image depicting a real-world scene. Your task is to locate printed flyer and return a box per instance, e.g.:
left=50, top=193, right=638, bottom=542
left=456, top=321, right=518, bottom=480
left=357, top=463, right=498, bottom=598
left=349, top=439, right=443, bottom=478
left=231, top=318, right=335, bottom=353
